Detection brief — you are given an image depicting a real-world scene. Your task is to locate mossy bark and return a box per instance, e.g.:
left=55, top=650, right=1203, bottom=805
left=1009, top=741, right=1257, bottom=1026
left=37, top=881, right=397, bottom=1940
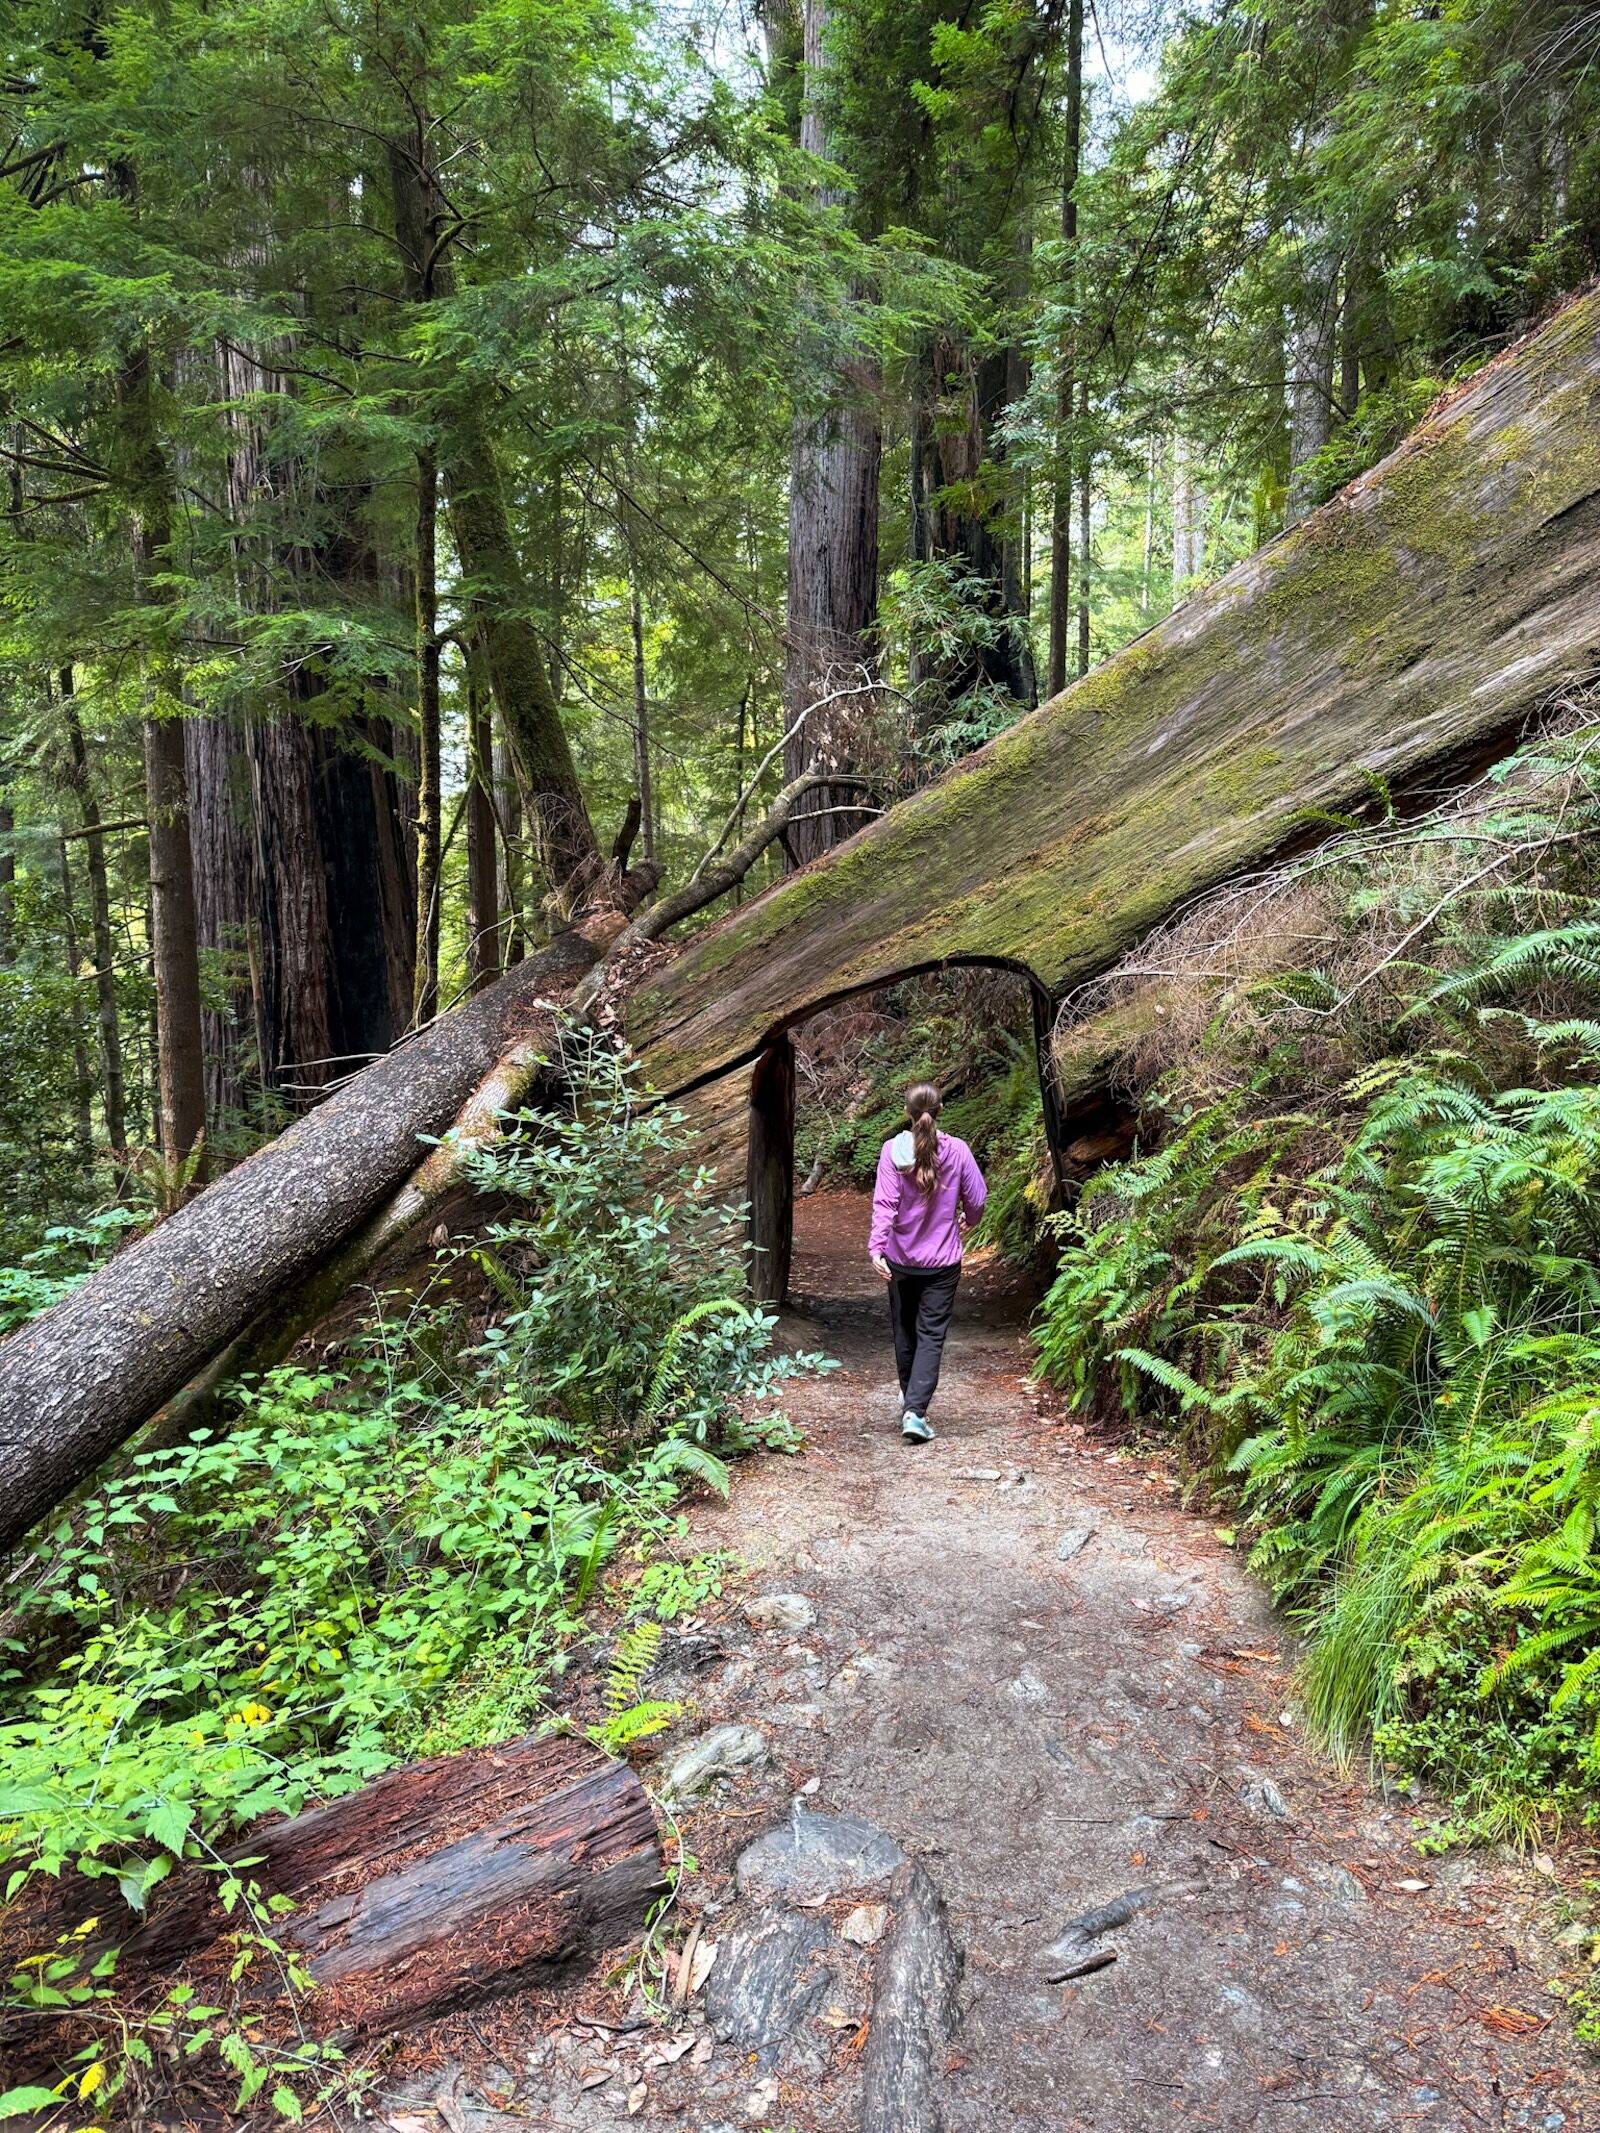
left=624, top=288, right=1600, bottom=1098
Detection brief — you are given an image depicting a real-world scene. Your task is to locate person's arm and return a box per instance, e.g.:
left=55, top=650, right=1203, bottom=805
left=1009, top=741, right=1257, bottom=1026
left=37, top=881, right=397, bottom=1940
left=868, top=1143, right=896, bottom=1276
left=959, top=1142, right=988, bottom=1228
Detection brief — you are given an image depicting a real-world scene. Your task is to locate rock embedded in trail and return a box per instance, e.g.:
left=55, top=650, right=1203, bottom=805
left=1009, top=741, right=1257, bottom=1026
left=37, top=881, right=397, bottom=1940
left=743, top=1593, right=817, bottom=1635
left=735, top=1807, right=906, bottom=1907
left=1055, top=1526, right=1097, bottom=1560
left=661, top=1723, right=769, bottom=1802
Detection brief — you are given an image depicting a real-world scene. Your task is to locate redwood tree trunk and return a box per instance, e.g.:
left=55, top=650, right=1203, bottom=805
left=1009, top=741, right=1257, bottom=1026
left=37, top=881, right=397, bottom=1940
left=62, top=680, right=126, bottom=1154
left=783, top=0, right=881, bottom=866
left=1046, top=0, right=1085, bottom=699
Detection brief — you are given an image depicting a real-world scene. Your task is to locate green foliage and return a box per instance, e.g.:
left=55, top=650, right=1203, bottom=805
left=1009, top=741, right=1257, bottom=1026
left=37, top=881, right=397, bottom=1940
left=0, top=1028, right=822, bottom=2112
left=1036, top=732, right=1600, bottom=1831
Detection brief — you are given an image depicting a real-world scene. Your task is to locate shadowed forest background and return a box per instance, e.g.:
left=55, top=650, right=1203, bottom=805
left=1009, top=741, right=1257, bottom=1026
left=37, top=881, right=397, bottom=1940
left=7, top=0, right=1600, bottom=2122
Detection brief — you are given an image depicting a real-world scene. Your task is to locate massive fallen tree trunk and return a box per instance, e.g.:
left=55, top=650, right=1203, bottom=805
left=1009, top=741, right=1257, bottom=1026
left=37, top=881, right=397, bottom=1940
left=118, top=1734, right=663, bottom=2034
left=622, top=288, right=1600, bottom=1093
left=4, top=289, right=1600, bottom=1550
left=0, top=933, right=594, bottom=1552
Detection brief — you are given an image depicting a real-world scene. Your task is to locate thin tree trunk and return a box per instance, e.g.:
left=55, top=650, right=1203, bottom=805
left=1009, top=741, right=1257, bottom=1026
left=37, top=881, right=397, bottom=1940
left=494, top=731, right=527, bottom=968
left=1047, top=0, right=1085, bottom=698
left=1141, top=434, right=1157, bottom=617
left=413, top=445, right=442, bottom=1023
left=0, top=799, right=13, bottom=967
left=387, top=133, right=604, bottom=914
left=1076, top=377, right=1091, bottom=677
left=628, top=549, right=655, bottom=864
left=61, top=672, right=127, bottom=1155
left=465, top=656, right=499, bottom=995
left=55, top=835, right=96, bottom=1177
left=1172, top=430, right=1205, bottom=597
left=142, top=713, right=207, bottom=1184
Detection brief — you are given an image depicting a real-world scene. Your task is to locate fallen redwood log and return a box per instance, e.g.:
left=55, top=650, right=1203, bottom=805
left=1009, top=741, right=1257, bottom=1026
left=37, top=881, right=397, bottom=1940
left=0, top=932, right=594, bottom=1554
left=124, top=1733, right=665, bottom=2033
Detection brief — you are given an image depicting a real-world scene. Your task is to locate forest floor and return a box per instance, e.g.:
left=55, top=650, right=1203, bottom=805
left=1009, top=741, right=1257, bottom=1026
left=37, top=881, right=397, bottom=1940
left=379, top=1193, right=1600, bottom=2133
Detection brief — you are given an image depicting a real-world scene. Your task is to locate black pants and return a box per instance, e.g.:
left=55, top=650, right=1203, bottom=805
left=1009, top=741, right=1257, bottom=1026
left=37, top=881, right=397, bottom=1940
left=887, top=1261, right=961, bottom=1417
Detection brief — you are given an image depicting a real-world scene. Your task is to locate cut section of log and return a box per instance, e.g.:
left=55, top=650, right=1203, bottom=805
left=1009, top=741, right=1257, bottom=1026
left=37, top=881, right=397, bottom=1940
left=126, top=1733, right=664, bottom=2033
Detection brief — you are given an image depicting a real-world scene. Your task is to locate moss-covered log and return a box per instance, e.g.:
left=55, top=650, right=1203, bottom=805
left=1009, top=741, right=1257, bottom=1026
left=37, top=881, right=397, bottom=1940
left=623, top=289, right=1600, bottom=1096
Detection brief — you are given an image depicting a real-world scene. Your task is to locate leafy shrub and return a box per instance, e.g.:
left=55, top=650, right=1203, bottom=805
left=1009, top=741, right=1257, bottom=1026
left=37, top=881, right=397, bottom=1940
left=1035, top=720, right=1600, bottom=1832
left=0, top=1026, right=824, bottom=2112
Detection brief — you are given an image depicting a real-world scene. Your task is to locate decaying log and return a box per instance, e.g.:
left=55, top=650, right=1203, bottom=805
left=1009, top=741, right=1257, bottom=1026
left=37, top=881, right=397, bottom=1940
left=125, top=1733, right=664, bottom=2033
left=623, top=287, right=1600, bottom=1098
left=0, top=932, right=595, bottom=1553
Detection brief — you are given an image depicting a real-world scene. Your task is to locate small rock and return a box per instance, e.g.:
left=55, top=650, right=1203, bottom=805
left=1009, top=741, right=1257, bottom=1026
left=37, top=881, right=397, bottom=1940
left=1152, top=1589, right=1192, bottom=1613
left=736, top=1807, right=905, bottom=1905
left=662, top=1724, right=768, bottom=1801
left=1321, top=1865, right=1365, bottom=1904
left=744, top=1594, right=816, bottom=1635
left=1007, top=1667, right=1049, bottom=1706
left=840, top=1903, right=888, bottom=1946
left=1240, top=1773, right=1291, bottom=1820
left=954, top=1466, right=1004, bottom=1482
left=1056, top=1527, right=1097, bottom=1561
left=1393, top=1876, right=1430, bottom=1893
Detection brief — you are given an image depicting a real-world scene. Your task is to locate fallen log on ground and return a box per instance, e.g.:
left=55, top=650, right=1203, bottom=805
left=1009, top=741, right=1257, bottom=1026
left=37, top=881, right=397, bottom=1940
left=123, top=1733, right=664, bottom=2033
left=0, top=931, right=595, bottom=1553
left=622, top=287, right=1600, bottom=1096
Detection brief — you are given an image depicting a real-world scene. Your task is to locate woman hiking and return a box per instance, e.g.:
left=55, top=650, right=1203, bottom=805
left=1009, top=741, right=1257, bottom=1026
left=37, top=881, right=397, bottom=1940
left=868, top=1082, right=988, bottom=1444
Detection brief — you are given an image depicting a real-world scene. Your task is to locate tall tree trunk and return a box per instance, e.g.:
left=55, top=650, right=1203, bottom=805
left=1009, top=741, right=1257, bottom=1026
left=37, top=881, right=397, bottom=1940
left=783, top=0, right=882, bottom=865
left=61, top=672, right=127, bottom=1154
left=1172, top=431, right=1205, bottom=597
left=55, top=835, right=96, bottom=1176
left=1047, top=0, right=1085, bottom=697
left=465, top=657, right=499, bottom=995
left=1286, top=245, right=1339, bottom=526
left=626, top=535, right=655, bottom=865
left=494, top=731, right=527, bottom=968
left=413, top=446, right=442, bottom=1023
left=118, top=356, right=207, bottom=1184
left=142, top=709, right=207, bottom=1182
left=1075, top=377, right=1091, bottom=677
left=0, top=798, right=13, bottom=967
left=385, top=134, right=605, bottom=913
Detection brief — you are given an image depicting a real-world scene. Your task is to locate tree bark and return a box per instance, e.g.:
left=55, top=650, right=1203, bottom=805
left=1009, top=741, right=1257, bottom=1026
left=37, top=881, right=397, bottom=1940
left=747, top=1032, right=795, bottom=1305
left=117, top=338, right=207, bottom=1186
left=54, top=836, right=96, bottom=1178
left=0, top=932, right=595, bottom=1552
left=118, top=1733, right=664, bottom=2034
left=1047, top=0, right=1085, bottom=698
left=1075, top=375, right=1091, bottom=677
left=61, top=674, right=127, bottom=1154
left=413, top=445, right=442, bottom=1023
left=466, top=654, right=499, bottom=994
left=783, top=0, right=881, bottom=864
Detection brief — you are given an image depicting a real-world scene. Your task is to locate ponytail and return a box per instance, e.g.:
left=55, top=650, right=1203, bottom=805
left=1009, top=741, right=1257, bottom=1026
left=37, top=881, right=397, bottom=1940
left=905, top=1082, right=943, bottom=1193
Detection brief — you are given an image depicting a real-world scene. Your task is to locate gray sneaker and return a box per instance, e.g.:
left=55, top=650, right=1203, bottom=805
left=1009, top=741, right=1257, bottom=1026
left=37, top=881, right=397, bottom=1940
left=902, top=1412, right=934, bottom=1444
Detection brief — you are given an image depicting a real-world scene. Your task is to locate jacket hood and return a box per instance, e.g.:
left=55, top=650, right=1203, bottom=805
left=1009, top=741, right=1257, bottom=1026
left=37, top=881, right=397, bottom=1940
left=890, top=1128, right=944, bottom=1171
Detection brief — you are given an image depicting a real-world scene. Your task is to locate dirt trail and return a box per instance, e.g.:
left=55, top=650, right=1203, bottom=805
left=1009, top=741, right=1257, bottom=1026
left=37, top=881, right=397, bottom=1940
left=385, top=1194, right=1597, bottom=2132
left=679, top=1195, right=1595, bottom=2131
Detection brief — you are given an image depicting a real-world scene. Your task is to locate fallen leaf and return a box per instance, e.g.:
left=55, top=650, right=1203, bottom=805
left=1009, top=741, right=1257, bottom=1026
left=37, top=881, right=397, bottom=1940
left=690, top=2033, right=714, bottom=2068
left=435, top=2095, right=469, bottom=2133
left=688, top=1936, right=718, bottom=1994
left=627, top=2082, right=648, bottom=2116
left=650, top=2035, right=696, bottom=2065
left=384, top=2117, right=435, bottom=2133
left=579, top=2066, right=616, bottom=2091
left=1394, top=1878, right=1430, bottom=1893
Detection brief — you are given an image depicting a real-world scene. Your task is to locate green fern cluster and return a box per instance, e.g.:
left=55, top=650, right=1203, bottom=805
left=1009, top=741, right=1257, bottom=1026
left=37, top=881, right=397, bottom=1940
left=1036, top=738, right=1600, bottom=1828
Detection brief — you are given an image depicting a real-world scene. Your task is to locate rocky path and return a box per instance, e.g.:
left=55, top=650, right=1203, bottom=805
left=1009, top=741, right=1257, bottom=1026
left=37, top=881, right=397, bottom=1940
left=382, top=1196, right=1598, bottom=2133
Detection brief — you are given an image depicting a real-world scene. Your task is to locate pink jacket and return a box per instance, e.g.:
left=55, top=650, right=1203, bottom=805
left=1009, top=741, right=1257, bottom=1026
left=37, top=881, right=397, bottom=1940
left=869, top=1130, right=988, bottom=1268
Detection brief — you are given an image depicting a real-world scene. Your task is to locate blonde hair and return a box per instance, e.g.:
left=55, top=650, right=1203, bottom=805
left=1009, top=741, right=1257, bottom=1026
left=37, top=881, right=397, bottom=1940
left=905, top=1082, right=942, bottom=1193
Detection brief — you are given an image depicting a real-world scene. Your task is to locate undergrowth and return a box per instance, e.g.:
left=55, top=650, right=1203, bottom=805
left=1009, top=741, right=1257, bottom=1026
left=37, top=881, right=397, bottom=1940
left=1036, top=713, right=1600, bottom=1845
left=0, top=1026, right=825, bottom=2123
